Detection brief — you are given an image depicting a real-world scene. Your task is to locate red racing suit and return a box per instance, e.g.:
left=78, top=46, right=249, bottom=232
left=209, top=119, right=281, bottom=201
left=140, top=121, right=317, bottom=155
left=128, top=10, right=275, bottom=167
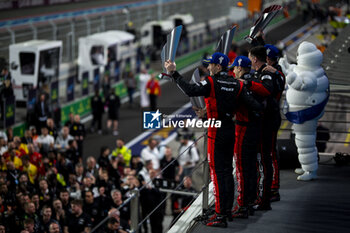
left=234, top=72, right=264, bottom=208
left=172, top=70, right=263, bottom=215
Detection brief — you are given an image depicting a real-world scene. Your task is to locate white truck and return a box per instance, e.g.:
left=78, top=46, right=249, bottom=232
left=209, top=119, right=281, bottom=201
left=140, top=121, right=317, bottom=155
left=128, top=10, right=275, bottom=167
left=9, top=40, right=62, bottom=102
left=77, top=30, right=136, bottom=82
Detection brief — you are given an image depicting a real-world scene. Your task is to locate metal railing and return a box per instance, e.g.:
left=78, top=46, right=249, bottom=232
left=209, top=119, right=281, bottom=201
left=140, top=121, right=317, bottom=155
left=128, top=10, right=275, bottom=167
left=90, top=131, right=209, bottom=233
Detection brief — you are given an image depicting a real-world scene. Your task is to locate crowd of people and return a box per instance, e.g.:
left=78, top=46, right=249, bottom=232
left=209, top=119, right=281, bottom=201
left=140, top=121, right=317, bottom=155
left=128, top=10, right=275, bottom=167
left=0, top=109, right=199, bottom=233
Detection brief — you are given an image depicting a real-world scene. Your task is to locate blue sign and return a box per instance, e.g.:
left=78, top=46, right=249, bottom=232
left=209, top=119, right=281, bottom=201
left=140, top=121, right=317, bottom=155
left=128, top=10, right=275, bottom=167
left=143, top=110, right=162, bottom=129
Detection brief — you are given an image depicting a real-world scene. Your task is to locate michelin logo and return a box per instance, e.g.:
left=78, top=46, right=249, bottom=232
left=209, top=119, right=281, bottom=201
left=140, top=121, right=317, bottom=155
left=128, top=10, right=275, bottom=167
left=143, top=110, right=162, bottom=129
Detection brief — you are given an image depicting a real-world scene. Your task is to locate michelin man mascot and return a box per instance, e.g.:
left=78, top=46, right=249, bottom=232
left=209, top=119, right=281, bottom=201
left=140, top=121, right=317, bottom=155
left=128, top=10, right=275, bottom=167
left=279, top=41, right=329, bottom=181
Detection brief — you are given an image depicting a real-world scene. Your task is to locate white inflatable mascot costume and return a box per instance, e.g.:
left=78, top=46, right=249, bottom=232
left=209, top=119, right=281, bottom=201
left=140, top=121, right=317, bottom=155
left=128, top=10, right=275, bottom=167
left=279, top=41, right=329, bottom=181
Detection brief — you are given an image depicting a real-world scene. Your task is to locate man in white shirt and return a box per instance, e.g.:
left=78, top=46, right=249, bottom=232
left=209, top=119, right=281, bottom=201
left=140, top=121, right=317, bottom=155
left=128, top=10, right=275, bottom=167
left=55, top=126, right=74, bottom=151
left=138, top=160, right=154, bottom=188
left=141, top=138, right=161, bottom=170
left=139, top=68, right=151, bottom=109
left=178, top=135, right=199, bottom=178
left=36, top=126, right=54, bottom=155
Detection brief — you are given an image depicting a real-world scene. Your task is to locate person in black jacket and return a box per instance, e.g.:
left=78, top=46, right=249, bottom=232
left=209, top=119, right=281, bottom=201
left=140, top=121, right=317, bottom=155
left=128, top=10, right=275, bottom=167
left=69, top=115, right=85, bottom=161
left=35, top=93, right=51, bottom=132
left=91, top=90, right=104, bottom=134
left=165, top=52, right=263, bottom=228
left=262, top=44, right=286, bottom=202
left=106, top=89, right=121, bottom=136
left=248, top=46, right=276, bottom=210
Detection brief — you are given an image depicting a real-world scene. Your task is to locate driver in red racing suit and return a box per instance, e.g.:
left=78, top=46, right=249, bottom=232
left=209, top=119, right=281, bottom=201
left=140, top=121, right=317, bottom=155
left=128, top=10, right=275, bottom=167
left=165, top=52, right=263, bottom=228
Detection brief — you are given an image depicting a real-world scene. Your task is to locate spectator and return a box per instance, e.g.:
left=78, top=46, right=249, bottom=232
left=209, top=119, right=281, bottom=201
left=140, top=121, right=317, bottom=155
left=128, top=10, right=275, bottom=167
left=153, top=135, right=165, bottom=160
left=146, top=74, right=161, bottom=111
left=139, top=168, right=164, bottom=233
left=47, top=118, right=58, bottom=140
left=138, top=160, right=154, bottom=188
left=52, top=199, right=66, bottom=229
left=98, top=146, right=111, bottom=169
left=6, top=161, right=21, bottom=191
left=21, top=155, right=38, bottom=184
left=23, top=218, right=36, bottom=233
left=38, top=179, right=53, bottom=208
left=124, top=71, right=137, bottom=107
left=106, top=89, right=121, bottom=136
left=21, top=129, right=33, bottom=144
left=0, top=68, right=14, bottom=120
left=104, top=218, right=127, bottom=233
left=160, top=146, right=182, bottom=182
left=48, top=222, right=60, bottom=233
left=91, top=90, right=104, bottom=134
left=94, top=186, right=112, bottom=221
left=86, top=156, right=99, bottom=178
left=112, top=139, right=132, bottom=167
left=177, top=135, right=199, bottom=178
left=130, top=156, right=143, bottom=174
left=6, top=127, right=13, bottom=143
left=96, top=168, right=118, bottom=196
left=35, top=93, right=51, bottom=131
left=22, top=202, right=39, bottom=229
left=75, top=163, right=85, bottom=185
left=110, top=189, right=130, bottom=222
left=66, top=140, right=80, bottom=165
left=13, top=136, right=28, bottom=157
left=69, top=115, right=85, bottom=159
left=106, top=158, right=122, bottom=192
left=17, top=173, right=36, bottom=198
left=175, top=120, right=194, bottom=142
left=3, top=143, right=22, bottom=168
left=29, top=126, right=39, bottom=145
left=65, top=199, right=92, bottom=233
left=139, top=68, right=151, bottom=110
left=171, top=176, right=196, bottom=225
left=37, top=205, right=58, bottom=233
left=102, top=74, right=111, bottom=100
left=36, top=126, right=55, bottom=156
left=56, top=151, right=74, bottom=183
left=83, top=190, right=100, bottom=226
left=66, top=173, right=81, bottom=200
left=64, top=113, right=74, bottom=128
left=107, top=208, right=130, bottom=233
left=81, top=176, right=98, bottom=197
left=59, top=190, right=71, bottom=215
left=54, top=126, right=73, bottom=151
left=141, top=138, right=161, bottom=171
